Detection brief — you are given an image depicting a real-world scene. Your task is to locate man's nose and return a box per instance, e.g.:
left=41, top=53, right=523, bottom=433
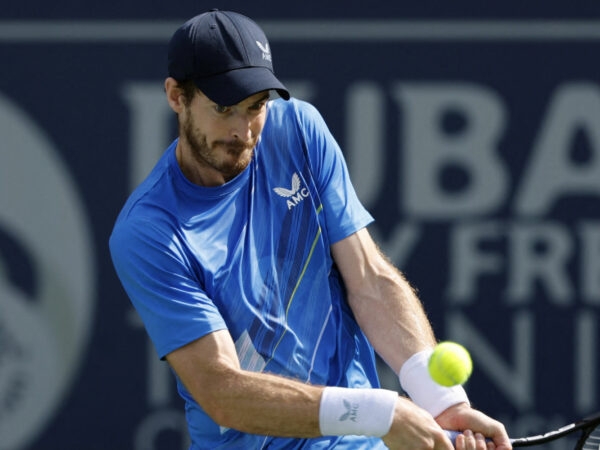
left=229, top=112, right=252, bottom=141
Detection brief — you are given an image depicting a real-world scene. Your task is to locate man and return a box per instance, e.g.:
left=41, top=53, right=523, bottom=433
left=110, top=9, right=511, bottom=450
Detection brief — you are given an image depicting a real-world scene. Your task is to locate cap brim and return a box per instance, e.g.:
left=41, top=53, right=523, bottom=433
left=194, top=66, right=290, bottom=106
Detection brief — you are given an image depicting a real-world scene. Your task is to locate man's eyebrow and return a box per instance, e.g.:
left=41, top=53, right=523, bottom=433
left=253, top=93, right=270, bottom=105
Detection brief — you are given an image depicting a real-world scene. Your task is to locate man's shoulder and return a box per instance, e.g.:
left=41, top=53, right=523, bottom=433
left=266, top=97, right=325, bottom=137
left=268, top=97, right=320, bottom=119
left=111, top=146, right=175, bottom=233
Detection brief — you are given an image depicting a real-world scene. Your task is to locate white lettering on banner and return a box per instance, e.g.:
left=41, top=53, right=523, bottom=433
left=446, top=221, right=600, bottom=306
left=346, top=80, right=598, bottom=415
left=506, top=222, right=573, bottom=304
left=446, top=221, right=504, bottom=303
left=393, top=83, right=509, bottom=218
left=349, top=81, right=600, bottom=219
left=516, top=83, right=600, bottom=216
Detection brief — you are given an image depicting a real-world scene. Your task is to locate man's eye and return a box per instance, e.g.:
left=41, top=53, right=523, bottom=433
left=214, top=105, right=230, bottom=114
left=250, top=102, right=266, bottom=111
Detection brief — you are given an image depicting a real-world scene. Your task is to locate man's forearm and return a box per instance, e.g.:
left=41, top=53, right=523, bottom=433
left=349, top=265, right=436, bottom=374
left=187, top=366, right=323, bottom=437
left=336, top=231, right=437, bottom=374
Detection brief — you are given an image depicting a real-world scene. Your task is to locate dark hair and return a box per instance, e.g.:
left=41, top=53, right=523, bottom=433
left=177, top=79, right=197, bottom=106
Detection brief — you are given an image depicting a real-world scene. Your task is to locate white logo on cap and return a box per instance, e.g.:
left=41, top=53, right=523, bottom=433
left=256, top=41, right=272, bottom=62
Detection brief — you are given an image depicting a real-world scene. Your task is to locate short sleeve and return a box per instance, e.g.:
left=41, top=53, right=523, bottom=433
left=109, top=216, right=227, bottom=359
left=295, top=101, right=374, bottom=243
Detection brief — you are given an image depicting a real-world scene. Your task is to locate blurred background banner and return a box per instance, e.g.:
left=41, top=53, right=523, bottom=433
left=1, top=2, right=599, bottom=449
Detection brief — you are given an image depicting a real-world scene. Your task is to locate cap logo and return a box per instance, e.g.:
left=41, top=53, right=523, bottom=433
left=256, top=41, right=272, bottom=62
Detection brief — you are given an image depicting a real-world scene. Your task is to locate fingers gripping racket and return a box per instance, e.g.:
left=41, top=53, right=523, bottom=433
left=445, top=411, right=600, bottom=449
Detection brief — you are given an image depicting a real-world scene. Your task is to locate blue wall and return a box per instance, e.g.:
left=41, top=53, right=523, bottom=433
left=1, top=2, right=599, bottom=449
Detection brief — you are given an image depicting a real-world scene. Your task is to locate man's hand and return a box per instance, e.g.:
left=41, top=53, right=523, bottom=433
left=382, top=398, right=511, bottom=450
left=382, top=396, right=454, bottom=449
left=435, top=402, right=512, bottom=450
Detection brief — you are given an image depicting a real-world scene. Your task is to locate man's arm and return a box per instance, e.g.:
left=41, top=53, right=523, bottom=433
left=165, top=329, right=323, bottom=437
left=331, top=227, right=436, bottom=374
left=331, top=227, right=512, bottom=449
left=164, top=226, right=503, bottom=449
left=167, top=328, right=456, bottom=449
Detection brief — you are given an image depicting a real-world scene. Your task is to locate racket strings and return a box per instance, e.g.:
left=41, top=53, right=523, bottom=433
left=580, top=424, right=600, bottom=450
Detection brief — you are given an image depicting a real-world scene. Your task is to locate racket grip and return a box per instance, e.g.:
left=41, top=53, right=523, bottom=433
left=445, top=430, right=460, bottom=446
left=444, top=430, right=493, bottom=447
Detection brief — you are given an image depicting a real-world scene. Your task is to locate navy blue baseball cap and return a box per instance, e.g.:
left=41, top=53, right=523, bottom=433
left=168, top=9, right=290, bottom=106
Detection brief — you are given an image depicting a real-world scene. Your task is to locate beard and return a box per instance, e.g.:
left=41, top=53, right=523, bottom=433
left=180, top=112, right=257, bottom=182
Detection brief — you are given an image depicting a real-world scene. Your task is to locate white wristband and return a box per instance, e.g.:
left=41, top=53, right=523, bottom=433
left=319, top=387, right=397, bottom=437
left=399, top=349, right=470, bottom=418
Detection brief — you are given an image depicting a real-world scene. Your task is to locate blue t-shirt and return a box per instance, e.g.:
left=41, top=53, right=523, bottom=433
left=110, top=98, right=385, bottom=449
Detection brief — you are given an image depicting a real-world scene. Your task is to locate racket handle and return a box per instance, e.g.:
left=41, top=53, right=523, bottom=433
left=445, top=430, right=460, bottom=445
left=444, top=430, right=493, bottom=446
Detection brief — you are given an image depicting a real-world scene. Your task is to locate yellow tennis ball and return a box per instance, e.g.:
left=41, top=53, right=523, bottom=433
left=428, top=341, right=473, bottom=386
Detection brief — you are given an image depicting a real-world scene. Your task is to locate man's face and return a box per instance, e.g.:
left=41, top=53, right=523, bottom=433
left=179, top=89, right=270, bottom=184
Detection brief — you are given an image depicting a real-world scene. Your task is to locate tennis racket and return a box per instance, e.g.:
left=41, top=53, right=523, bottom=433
left=445, top=411, right=600, bottom=449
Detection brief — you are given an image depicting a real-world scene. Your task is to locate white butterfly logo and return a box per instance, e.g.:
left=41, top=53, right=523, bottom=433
left=256, top=40, right=270, bottom=54
left=273, top=173, right=301, bottom=198
left=256, top=40, right=272, bottom=61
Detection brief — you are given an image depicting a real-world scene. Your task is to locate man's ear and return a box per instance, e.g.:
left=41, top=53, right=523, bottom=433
left=165, top=77, right=185, bottom=113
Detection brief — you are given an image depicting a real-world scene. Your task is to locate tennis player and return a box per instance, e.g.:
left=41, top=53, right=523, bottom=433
left=109, top=9, right=511, bottom=450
